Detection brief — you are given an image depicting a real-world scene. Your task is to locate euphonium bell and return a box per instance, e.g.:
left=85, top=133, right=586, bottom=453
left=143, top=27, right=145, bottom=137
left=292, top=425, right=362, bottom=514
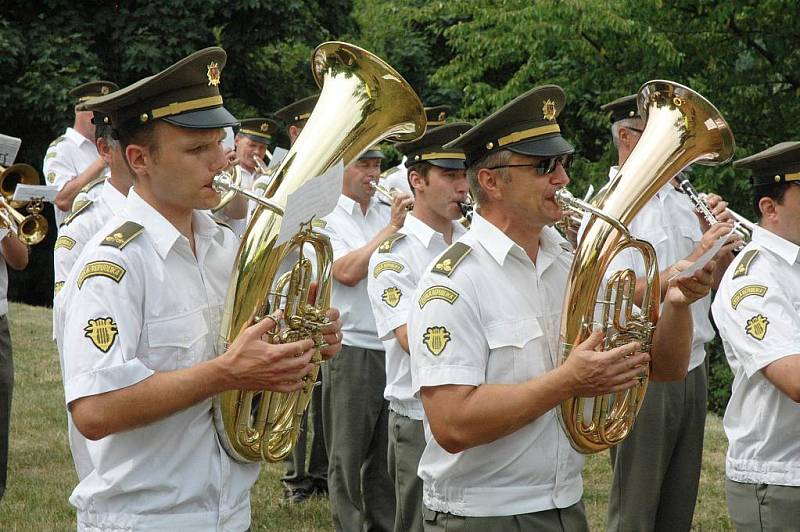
left=213, top=41, right=425, bottom=463
left=556, top=80, right=735, bottom=454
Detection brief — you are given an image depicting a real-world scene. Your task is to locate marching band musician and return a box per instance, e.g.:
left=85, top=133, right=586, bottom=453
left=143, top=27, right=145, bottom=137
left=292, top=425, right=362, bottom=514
left=270, top=95, right=330, bottom=504
left=54, top=48, right=342, bottom=530
left=318, top=146, right=412, bottom=531
left=366, top=121, right=471, bottom=532
left=0, top=215, right=29, bottom=502
left=44, top=80, right=118, bottom=226
left=599, top=94, right=739, bottom=532
left=217, top=117, right=279, bottom=238
left=407, top=85, right=715, bottom=532
left=712, top=142, right=800, bottom=532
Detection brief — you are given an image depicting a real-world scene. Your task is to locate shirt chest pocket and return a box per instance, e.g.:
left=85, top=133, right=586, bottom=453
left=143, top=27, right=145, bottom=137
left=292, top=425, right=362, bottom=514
left=485, top=317, right=548, bottom=383
left=144, top=310, right=208, bottom=371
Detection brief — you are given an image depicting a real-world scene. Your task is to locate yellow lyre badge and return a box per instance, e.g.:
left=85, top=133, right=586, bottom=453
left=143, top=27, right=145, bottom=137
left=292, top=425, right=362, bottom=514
left=382, top=287, right=402, bottom=308
left=46, top=172, right=56, bottom=184
left=423, top=326, right=451, bottom=356
left=418, top=285, right=459, bottom=309
left=745, top=314, right=769, bottom=341
left=84, top=317, right=119, bottom=353
left=373, top=260, right=403, bottom=278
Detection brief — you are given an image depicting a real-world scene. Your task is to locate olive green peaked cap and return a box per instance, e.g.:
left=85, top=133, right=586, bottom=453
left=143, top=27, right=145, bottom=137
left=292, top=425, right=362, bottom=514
left=274, top=95, right=319, bottom=127
left=79, top=47, right=238, bottom=130
left=396, top=122, right=471, bottom=170
left=734, top=141, right=800, bottom=186
left=425, top=105, right=452, bottom=127
left=70, top=81, right=119, bottom=103
left=445, top=85, right=574, bottom=166
left=601, top=93, right=640, bottom=123
left=238, top=117, right=280, bottom=145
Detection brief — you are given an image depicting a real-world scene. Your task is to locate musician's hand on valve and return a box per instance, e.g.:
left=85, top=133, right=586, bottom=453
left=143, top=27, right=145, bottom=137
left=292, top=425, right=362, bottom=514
left=703, top=193, right=733, bottom=223
left=389, top=191, right=413, bottom=230
left=219, top=311, right=315, bottom=393
left=667, top=259, right=716, bottom=305
left=320, top=307, right=343, bottom=360
left=224, top=148, right=239, bottom=172
left=562, top=330, right=649, bottom=397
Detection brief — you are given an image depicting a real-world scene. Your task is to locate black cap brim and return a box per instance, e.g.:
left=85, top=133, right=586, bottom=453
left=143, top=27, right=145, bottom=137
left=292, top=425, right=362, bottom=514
left=410, top=158, right=465, bottom=170
left=240, top=133, right=272, bottom=145
left=162, top=106, right=239, bottom=129
left=507, top=133, right=574, bottom=158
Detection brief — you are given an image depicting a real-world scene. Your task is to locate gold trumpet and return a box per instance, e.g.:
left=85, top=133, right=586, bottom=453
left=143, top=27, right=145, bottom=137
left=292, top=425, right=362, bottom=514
left=213, top=41, right=425, bottom=463
left=371, top=181, right=413, bottom=210
left=556, top=80, right=735, bottom=454
left=0, top=164, right=48, bottom=245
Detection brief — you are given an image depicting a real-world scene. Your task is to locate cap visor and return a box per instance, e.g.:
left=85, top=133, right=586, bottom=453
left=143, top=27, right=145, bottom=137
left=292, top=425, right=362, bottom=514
left=360, top=150, right=386, bottom=160
left=162, top=106, right=240, bottom=129
left=241, top=133, right=271, bottom=145
left=507, top=134, right=574, bottom=158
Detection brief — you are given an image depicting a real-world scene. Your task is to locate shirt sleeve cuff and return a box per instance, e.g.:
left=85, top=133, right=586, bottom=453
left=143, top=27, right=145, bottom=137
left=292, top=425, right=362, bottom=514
left=376, top=313, right=407, bottom=340
left=742, top=346, right=800, bottom=378
left=64, top=358, right=155, bottom=405
left=412, top=364, right=484, bottom=395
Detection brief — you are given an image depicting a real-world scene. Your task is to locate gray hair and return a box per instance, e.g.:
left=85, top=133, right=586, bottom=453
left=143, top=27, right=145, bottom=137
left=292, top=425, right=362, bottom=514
left=610, top=118, right=644, bottom=149
left=467, top=149, right=512, bottom=204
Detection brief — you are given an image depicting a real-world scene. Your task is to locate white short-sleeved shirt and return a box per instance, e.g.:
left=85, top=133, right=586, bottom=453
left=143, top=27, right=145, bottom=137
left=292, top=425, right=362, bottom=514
left=408, top=213, right=584, bottom=516
left=595, top=168, right=714, bottom=371
left=0, top=244, right=8, bottom=316
left=43, top=128, right=108, bottom=226
left=712, top=226, right=800, bottom=486
left=320, top=194, right=391, bottom=350
left=53, top=181, right=127, bottom=295
left=367, top=215, right=467, bottom=419
left=56, top=188, right=258, bottom=531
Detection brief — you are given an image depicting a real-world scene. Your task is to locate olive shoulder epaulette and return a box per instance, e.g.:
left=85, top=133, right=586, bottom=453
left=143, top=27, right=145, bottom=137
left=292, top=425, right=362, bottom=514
left=378, top=232, right=406, bottom=253
left=431, top=242, right=472, bottom=277
left=732, top=249, right=760, bottom=279
left=61, top=200, right=94, bottom=227
left=48, top=135, right=65, bottom=148
left=80, top=175, right=106, bottom=194
left=100, top=221, right=144, bottom=250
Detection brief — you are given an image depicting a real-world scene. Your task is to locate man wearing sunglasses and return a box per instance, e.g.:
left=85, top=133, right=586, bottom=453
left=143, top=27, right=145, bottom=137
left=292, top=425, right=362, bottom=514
left=407, top=86, right=715, bottom=531
left=601, top=94, right=740, bottom=532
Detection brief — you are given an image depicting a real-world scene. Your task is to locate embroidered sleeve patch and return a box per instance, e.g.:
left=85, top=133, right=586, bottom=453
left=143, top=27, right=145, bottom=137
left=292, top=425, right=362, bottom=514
left=418, top=285, right=460, bottom=309
left=423, top=326, right=451, bottom=356
left=77, top=261, right=126, bottom=289
left=745, top=314, right=769, bottom=341
left=381, top=287, right=402, bottom=308
left=731, top=284, right=768, bottom=309
left=54, top=235, right=76, bottom=251
left=46, top=172, right=56, bottom=184
left=84, top=317, right=118, bottom=353
left=373, top=260, right=404, bottom=278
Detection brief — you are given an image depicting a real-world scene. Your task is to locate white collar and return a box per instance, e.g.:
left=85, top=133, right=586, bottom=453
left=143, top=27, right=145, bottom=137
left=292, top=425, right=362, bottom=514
left=337, top=194, right=380, bottom=216
left=469, top=212, right=568, bottom=269
left=125, top=188, right=225, bottom=259
left=751, top=225, right=800, bottom=266
left=65, top=127, right=93, bottom=147
left=402, top=214, right=465, bottom=248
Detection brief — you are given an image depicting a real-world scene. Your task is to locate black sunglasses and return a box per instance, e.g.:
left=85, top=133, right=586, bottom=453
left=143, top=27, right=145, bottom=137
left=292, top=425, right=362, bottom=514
left=487, top=153, right=574, bottom=176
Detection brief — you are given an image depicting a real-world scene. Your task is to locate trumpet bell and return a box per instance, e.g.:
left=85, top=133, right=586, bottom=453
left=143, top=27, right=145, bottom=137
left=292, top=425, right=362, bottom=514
left=0, top=163, right=40, bottom=209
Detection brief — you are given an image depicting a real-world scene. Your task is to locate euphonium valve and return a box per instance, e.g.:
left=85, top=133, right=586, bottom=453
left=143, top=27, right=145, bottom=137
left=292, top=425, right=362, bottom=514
left=557, top=80, right=735, bottom=454
left=213, top=41, right=425, bottom=463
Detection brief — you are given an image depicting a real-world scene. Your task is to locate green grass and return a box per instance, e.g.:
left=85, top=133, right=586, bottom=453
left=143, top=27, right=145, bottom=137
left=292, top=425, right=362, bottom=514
left=0, top=303, right=732, bottom=530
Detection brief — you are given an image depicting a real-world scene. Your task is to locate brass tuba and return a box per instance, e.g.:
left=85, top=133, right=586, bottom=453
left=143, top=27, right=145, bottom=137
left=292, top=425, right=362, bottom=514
left=213, top=41, right=425, bottom=463
left=0, top=163, right=49, bottom=245
left=555, top=80, right=734, bottom=454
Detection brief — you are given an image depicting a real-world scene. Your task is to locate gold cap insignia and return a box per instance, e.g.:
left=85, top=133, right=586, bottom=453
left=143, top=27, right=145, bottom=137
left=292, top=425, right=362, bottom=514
left=745, top=314, right=769, bottom=341
left=84, top=317, right=119, bottom=353
left=438, top=111, right=447, bottom=122
left=423, top=326, right=451, bottom=356
left=381, top=287, right=402, bottom=308
left=100, top=85, right=110, bottom=95
left=260, top=122, right=269, bottom=132
left=542, top=99, right=557, bottom=121
left=207, top=61, right=221, bottom=87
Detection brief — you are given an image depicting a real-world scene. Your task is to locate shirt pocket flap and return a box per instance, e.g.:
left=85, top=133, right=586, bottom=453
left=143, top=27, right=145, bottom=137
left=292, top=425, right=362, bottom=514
left=485, top=318, right=544, bottom=349
left=147, top=311, right=206, bottom=349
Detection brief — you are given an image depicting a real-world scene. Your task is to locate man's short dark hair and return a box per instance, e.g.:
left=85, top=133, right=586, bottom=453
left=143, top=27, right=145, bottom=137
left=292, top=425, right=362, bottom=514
left=406, top=162, right=434, bottom=195
left=753, top=182, right=794, bottom=220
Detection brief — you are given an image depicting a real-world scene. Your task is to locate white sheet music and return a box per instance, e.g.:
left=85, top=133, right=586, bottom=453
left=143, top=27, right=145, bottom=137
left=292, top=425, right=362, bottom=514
left=670, top=224, right=737, bottom=280
left=0, top=134, right=22, bottom=166
left=276, top=161, right=343, bottom=247
left=13, top=184, right=58, bottom=202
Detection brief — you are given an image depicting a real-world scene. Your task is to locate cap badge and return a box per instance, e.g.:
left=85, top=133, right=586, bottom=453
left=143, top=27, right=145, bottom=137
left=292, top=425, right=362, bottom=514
left=542, top=99, right=557, bottom=121
left=438, top=111, right=447, bottom=121
left=207, top=61, right=221, bottom=87
left=100, top=85, right=110, bottom=95
left=260, top=122, right=269, bottom=132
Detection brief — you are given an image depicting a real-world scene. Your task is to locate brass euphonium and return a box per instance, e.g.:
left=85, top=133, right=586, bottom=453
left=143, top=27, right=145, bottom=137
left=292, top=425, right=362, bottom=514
left=555, top=80, right=735, bottom=454
left=213, top=41, right=425, bottom=463
left=0, top=163, right=48, bottom=245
